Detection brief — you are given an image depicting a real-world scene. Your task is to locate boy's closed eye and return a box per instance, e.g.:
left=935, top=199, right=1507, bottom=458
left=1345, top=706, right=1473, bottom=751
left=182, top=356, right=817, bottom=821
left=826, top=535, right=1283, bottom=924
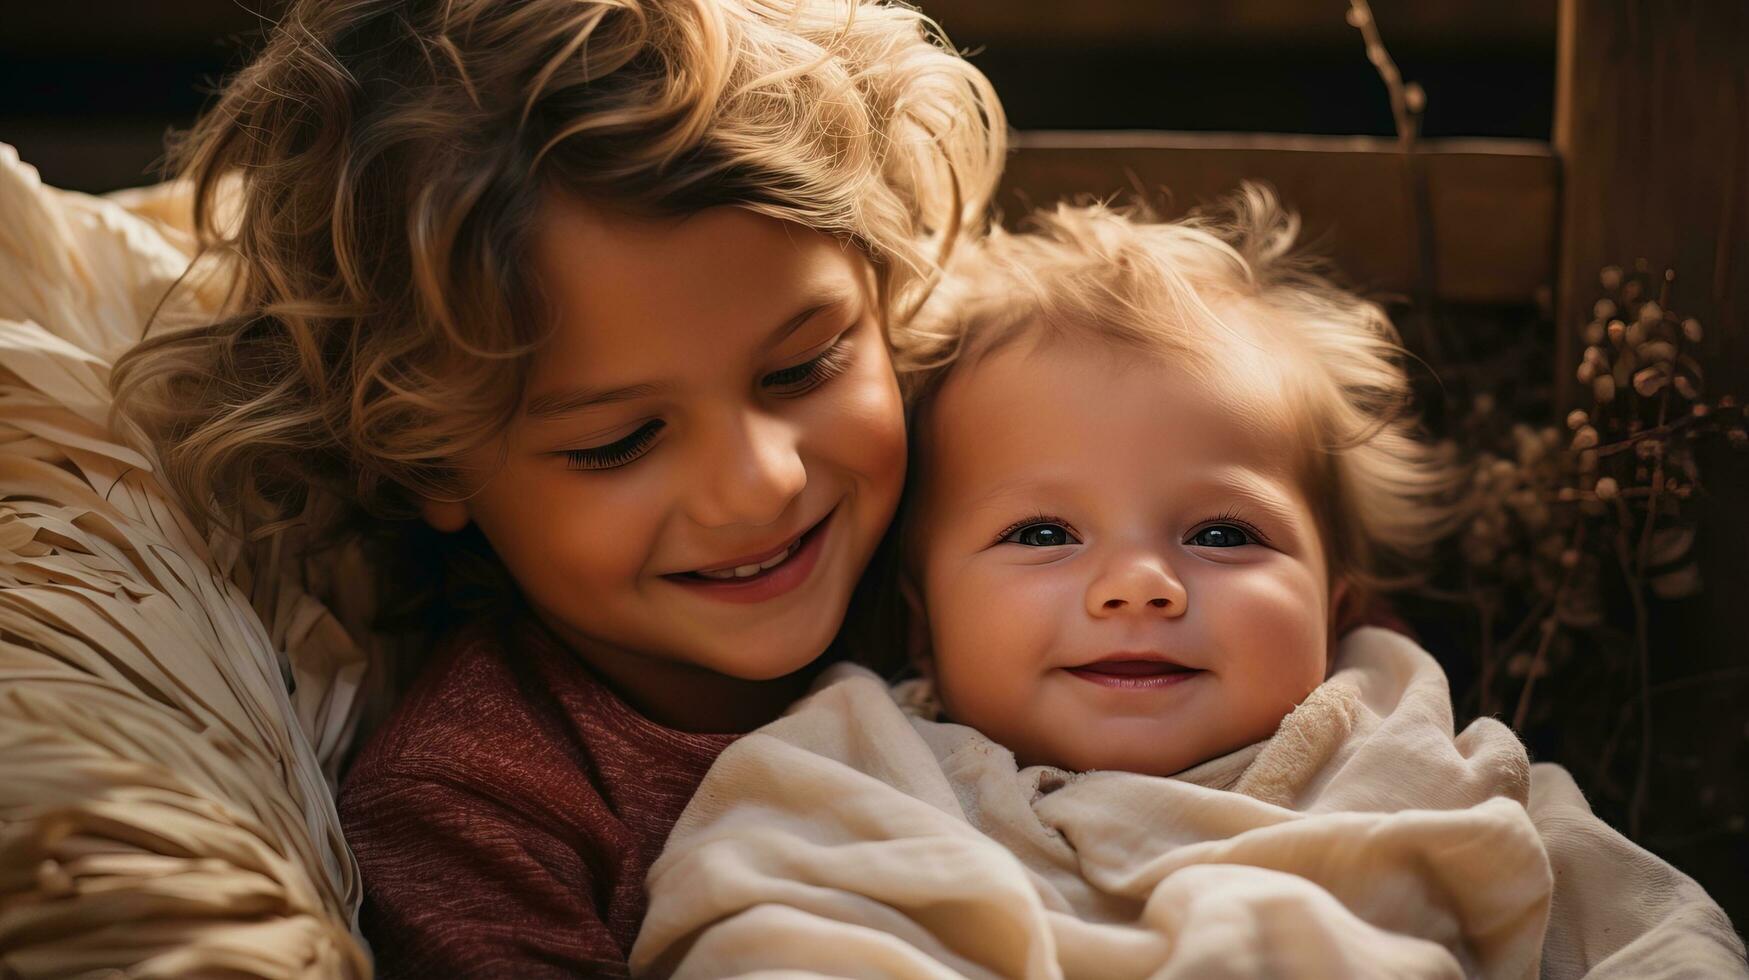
left=558, top=332, right=857, bottom=472
left=760, top=333, right=856, bottom=396
left=564, top=419, right=667, bottom=470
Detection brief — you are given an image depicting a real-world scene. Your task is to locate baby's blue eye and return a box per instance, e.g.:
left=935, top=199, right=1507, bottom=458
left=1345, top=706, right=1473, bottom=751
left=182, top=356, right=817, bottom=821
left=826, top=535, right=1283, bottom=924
left=1189, top=524, right=1251, bottom=548
left=1004, top=522, right=1078, bottom=547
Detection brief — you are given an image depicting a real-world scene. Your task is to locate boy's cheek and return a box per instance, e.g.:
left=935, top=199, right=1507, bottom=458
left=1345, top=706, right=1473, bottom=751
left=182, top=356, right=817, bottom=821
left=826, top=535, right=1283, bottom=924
left=469, top=463, right=665, bottom=605
left=809, top=368, right=905, bottom=503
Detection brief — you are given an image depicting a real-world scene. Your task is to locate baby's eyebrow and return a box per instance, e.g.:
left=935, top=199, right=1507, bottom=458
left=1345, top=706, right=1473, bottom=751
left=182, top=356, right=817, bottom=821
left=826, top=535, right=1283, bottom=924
left=1202, top=469, right=1306, bottom=531
left=965, top=476, right=1075, bottom=510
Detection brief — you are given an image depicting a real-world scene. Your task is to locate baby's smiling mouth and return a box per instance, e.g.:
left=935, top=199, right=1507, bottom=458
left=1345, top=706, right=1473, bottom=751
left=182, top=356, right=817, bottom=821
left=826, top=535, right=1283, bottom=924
left=1065, top=655, right=1203, bottom=689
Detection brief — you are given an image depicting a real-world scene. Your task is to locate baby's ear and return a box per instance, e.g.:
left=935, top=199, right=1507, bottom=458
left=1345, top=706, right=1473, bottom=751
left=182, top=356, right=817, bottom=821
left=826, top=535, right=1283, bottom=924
left=1327, top=577, right=1358, bottom=667
left=899, top=573, right=934, bottom=680
left=419, top=497, right=471, bottom=533
left=1315, top=577, right=1357, bottom=679
left=1330, top=578, right=1354, bottom=625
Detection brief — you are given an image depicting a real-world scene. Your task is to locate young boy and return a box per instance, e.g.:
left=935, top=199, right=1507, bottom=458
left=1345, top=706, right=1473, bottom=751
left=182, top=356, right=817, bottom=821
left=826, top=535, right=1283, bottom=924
left=633, top=191, right=1747, bottom=978
left=105, top=0, right=1004, bottom=975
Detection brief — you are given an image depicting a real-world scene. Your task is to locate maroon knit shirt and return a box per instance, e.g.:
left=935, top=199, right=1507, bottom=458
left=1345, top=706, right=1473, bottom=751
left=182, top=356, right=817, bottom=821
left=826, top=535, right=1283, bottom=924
left=337, top=616, right=737, bottom=979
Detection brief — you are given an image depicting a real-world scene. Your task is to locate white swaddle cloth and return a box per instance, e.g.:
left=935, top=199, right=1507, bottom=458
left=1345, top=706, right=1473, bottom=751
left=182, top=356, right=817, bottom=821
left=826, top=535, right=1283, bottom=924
left=636, top=627, right=1745, bottom=979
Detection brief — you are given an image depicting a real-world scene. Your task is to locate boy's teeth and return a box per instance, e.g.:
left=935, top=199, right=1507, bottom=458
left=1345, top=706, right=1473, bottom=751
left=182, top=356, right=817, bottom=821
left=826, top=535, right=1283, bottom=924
left=696, top=539, right=799, bottom=580
left=758, top=546, right=793, bottom=571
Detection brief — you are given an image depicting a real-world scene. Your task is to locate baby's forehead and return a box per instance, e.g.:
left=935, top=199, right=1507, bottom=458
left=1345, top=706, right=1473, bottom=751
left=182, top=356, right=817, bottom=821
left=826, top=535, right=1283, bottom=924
left=931, top=316, right=1305, bottom=424
left=916, top=333, right=1316, bottom=493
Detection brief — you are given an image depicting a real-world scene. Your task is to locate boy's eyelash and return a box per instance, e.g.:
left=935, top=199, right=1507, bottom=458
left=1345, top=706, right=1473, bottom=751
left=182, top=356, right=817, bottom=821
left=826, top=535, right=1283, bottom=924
left=761, top=337, right=853, bottom=394
left=557, top=335, right=852, bottom=472
left=563, top=419, right=665, bottom=470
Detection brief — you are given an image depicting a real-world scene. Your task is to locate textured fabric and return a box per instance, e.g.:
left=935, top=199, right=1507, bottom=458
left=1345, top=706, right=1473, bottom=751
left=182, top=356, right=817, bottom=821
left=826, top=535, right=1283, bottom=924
left=340, top=614, right=737, bottom=978
left=0, top=145, right=370, bottom=977
left=636, top=628, right=1746, bottom=979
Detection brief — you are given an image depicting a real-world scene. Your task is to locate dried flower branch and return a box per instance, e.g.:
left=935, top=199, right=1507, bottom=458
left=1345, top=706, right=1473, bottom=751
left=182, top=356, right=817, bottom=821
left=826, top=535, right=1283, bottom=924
left=1346, top=0, right=1425, bottom=148
left=1456, top=262, right=1746, bottom=841
left=1346, top=0, right=1443, bottom=364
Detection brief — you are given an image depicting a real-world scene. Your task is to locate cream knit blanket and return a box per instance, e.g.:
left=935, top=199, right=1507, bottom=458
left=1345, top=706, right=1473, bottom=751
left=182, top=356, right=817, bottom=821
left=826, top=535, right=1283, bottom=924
left=635, top=628, right=1745, bottom=979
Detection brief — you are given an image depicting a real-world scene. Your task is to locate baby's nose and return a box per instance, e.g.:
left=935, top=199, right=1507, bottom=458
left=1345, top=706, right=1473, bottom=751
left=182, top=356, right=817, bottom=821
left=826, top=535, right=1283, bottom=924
left=1086, top=556, right=1187, bottom=618
left=1101, top=595, right=1172, bottom=611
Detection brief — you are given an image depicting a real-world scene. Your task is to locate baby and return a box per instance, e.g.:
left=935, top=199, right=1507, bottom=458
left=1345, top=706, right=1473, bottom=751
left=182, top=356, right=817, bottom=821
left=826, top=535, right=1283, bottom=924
left=634, top=191, right=1746, bottom=979
left=888, top=186, right=1455, bottom=781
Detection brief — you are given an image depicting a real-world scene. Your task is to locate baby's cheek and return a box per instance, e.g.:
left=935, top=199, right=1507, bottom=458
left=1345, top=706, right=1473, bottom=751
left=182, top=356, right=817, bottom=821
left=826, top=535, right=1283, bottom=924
left=1205, top=568, right=1329, bottom=720
left=1218, top=562, right=1324, bottom=641
left=928, top=569, right=1044, bottom=736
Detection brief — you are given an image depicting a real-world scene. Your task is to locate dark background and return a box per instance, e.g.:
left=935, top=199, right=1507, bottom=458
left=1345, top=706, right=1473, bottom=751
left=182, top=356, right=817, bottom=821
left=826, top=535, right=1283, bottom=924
left=1, top=1, right=1555, bottom=193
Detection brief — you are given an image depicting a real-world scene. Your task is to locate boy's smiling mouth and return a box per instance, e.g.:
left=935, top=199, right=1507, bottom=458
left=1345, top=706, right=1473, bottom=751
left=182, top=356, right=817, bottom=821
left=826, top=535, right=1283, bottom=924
left=691, top=537, right=806, bottom=580
left=663, top=506, right=838, bottom=603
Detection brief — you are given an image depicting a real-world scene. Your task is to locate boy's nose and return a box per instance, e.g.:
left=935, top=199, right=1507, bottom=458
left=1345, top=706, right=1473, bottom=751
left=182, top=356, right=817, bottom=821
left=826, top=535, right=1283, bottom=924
left=688, top=412, right=807, bottom=529
left=1086, top=554, right=1187, bottom=618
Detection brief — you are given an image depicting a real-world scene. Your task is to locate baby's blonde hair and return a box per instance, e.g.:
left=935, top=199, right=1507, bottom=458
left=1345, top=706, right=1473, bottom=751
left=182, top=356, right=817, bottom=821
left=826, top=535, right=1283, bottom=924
left=111, top=0, right=1004, bottom=629
left=898, top=186, right=1464, bottom=596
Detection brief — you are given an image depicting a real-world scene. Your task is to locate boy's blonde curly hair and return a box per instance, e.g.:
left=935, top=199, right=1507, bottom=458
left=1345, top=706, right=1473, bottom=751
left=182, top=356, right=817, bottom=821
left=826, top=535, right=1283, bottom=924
left=896, top=185, right=1464, bottom=599
left=111, top=0, right=1004, bottom=632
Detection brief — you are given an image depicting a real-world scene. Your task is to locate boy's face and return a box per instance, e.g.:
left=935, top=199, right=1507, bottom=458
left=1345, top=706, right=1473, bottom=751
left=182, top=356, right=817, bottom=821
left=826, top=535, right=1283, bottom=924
left=423, top=197, right=904, bottom=716
left=910, top=336, right=1334, bottom=776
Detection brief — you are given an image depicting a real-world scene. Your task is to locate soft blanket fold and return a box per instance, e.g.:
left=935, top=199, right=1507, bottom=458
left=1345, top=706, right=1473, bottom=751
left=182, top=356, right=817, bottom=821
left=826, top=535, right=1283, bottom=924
left=635, top=628, right=1745, bottom=979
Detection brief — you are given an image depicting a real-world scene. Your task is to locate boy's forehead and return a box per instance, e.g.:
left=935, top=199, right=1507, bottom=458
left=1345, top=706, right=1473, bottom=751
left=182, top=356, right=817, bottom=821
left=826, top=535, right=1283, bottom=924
left=535, top=194, right=784, bottom=287
left=528, top=194, right=869, bottom=362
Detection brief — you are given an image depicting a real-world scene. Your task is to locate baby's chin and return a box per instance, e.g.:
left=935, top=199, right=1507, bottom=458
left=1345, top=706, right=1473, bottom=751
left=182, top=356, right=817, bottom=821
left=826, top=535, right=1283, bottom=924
left=1008, top=718, right=1272, bottom=778
left=1017, top=742, right=1207, bottom=779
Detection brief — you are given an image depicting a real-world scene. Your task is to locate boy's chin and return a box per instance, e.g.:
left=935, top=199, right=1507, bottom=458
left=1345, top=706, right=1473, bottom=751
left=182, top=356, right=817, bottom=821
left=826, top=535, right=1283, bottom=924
left=705, top=652, right=826, bottom=683
left=686, top=624, right=838, bottom=682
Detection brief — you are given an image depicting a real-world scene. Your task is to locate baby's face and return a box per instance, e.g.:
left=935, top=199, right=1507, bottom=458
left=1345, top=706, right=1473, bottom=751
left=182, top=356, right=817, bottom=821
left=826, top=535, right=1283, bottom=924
left=909, top=337, right=1334, bottom=776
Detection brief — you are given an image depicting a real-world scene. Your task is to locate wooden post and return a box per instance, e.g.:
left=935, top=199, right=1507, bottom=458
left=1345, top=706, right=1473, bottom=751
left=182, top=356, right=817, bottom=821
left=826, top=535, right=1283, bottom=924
left=1001, top=133, right=1556, bottom=304
left=1555, top=0, right=1749, bottom=401
left=1554, top=0, right=1749, bottom=919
